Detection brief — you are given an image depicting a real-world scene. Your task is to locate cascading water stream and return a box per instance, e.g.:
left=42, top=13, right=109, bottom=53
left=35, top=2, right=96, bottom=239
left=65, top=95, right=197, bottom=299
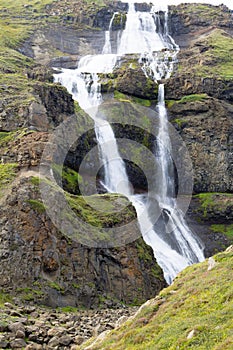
left=54, top=2, right=205, bottom=284
left=102, top=12, right=117, bottom=54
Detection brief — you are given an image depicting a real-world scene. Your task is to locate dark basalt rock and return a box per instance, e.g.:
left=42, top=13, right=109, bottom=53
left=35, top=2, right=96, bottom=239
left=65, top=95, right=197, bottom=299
left=168, top=97, right=233, bottom=193
left=0, top=177, right=166, bottom=308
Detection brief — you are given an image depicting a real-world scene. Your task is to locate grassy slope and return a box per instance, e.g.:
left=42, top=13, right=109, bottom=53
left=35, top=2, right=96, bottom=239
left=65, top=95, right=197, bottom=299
left=80, top=249, right=233, bottom=350
left=0, top=0, right=54, bottom=122
left=178, top=29, right=233, bottom=80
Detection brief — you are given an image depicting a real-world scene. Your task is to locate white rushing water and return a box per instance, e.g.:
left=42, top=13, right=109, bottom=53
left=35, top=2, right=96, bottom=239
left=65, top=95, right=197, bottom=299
left=54, top=2, right=205, bottom=284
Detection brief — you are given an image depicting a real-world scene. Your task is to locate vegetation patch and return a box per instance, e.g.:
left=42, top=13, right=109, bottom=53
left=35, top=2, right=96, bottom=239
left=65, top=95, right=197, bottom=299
left=52, top=164, right=83, bottom=195
left=66, top=192, right=135, bottom=229
left=178, top=29, right=233, bottom=79
left=16, top=287, right=44, bottom=302
left=0, top=291, right=12, bottom=307
left=114, top=90, right=152, bottom=107
left=0, top=163, right=18, bottom=191
left=27, top=199, right=47, bottom=214
left=194, top=192, right=233, bottom=218
left=211, top=224, right=233, bottom=242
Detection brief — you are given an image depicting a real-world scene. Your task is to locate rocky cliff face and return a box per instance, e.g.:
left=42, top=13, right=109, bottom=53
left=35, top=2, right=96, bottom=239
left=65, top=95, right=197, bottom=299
left=0, top=0, right=167, bottom=308
left=165, top=4, right=233, bottom=253
left=168, top=3, right=233, bottom=47
left=0, top=173, right=165, bottom=308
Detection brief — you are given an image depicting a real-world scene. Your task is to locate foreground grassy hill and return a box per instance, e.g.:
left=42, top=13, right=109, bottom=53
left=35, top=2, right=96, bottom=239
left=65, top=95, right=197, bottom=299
left=80, top=247, right=233, bottom=350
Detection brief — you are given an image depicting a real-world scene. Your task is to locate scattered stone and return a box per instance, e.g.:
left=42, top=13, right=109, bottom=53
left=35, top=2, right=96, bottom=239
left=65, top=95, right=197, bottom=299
left=226, top=245, right=233, bottom=252
left=74, top=335, right=85, bottom=345
left=10, top=338, right=27, bottom=349
left=4, top=302, right=14, bottom=309
left=0, top=335, right=8, bottom=348
left=208, top=257, right=218, bottom=271
left=59, top=334, right=72, bottom=346
left=48, top=336, right=61, bottom=347
left=25, top=344, right=43, bottom=350
left=10, top=311, right=24, bottom=317
left=15, top=329, right=25, bottom=338
left=0, top=302, right=137, bottom=349
left=187, top=329, right=196, bottom=339
left=8, top=322, right=25, bottom=334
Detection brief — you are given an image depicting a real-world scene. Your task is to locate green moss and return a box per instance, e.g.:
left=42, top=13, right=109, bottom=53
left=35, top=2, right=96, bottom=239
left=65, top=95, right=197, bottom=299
left=0, top=163, right=18, bottom=191
left=112, top=13, right=127, bottom=29
left=167, top=94, right=208, bottom=108
left=0, top=130, right=19, bottom=148
left=114, top=90, right=131, bottom=102
left=30, top=176, right=41, bottom=187
left=57, top=306, right=78, bottom=313
left=178, top=94, right=208, bottom=103
left=194, top=192, right=233, bottom=218
left=52, top=164, right=83, bottom=194
left=72, top=283, right=81, bottom=290
left=16, top=287, right=44, bottom=302
left=27, top=199, right=47, bottom=214
left=211, top=224, right=233, bottom=241
left=0, top=291, right=12, bottom=306
left=81, top=249, right=233, bottom=350
left=114, top=90, right=152, bottom=107
left=66, top=192, right=135, bottom=229
left=173, top=118, right=187, bottom=128
left=47, top=281, right=64, bottom=292
left=136, top=240, right=153, bottom=262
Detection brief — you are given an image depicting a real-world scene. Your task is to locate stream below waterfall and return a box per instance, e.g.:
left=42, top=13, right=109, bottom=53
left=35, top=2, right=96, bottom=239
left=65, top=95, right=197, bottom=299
left=54, top=2, right=205, bottom=284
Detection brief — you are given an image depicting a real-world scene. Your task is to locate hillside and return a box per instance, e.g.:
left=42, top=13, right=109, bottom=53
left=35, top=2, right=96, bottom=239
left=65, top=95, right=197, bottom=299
left=80, top=247, right=233, bottom=350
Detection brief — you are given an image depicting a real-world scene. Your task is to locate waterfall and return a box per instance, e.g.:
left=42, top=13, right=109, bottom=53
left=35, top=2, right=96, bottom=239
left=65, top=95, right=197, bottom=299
left=117, top=3, right=166, bottom=55
left=54, top=3, right=205, bottom=284
left=152, top=83, right=204, bottom=274
left=95, top=121, right=132, bottom=197
left=102, top=12, right=117, bottom=54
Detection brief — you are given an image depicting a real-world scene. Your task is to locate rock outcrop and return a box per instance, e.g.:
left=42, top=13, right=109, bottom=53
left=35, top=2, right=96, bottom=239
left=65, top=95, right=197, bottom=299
left=0, top=175, right=166, bottom=308
left=168, top=96, right=233, bottom=193
left=168, top=3, right=233, bottom=47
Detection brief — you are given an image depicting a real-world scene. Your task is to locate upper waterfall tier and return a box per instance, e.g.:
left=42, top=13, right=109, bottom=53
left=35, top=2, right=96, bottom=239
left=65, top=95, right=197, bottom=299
left=117, top=3, right=166, bottom=55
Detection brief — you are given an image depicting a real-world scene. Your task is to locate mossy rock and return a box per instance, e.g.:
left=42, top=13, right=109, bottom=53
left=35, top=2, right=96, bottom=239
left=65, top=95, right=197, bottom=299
left=112, top=13, right=127, bottom=30
left=0, top=163, right=18, bottom=193
left=100, top=57, right=159, bottom=100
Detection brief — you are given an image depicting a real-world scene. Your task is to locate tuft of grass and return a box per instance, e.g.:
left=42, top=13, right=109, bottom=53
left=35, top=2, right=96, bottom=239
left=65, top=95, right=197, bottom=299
left=0, top=291, right=12, bottom=306
left=0, top=163, right=18, bottom=191
left=178, top=94, right=208, bottom=103
left=178, top=29, right=233, bottom=79
left=27, top=199, right=47, bottom=214
left=66, top=192, right=135, bottom=229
